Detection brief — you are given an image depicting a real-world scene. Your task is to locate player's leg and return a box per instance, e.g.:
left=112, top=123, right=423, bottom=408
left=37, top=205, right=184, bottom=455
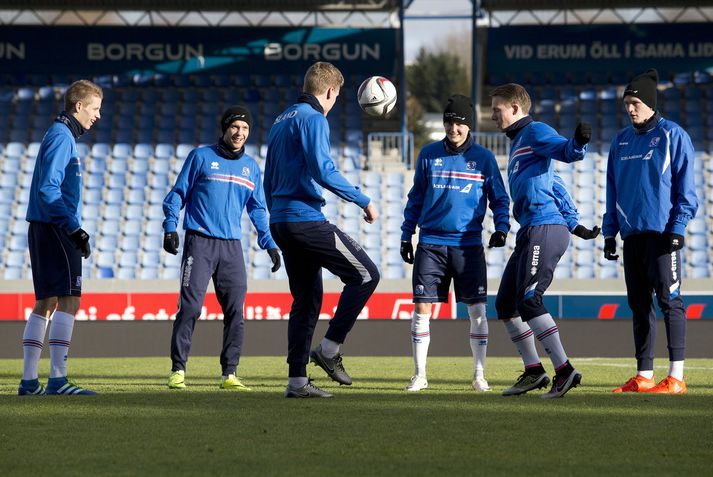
left=647, top=235, right=687, bottom=394
left=213, top=239, right=251, bottom=390
left=515, top=225, right=580, bottom=399
left=450, top=245, right=489, bottom=391
left=496, top=237, right=549, bottom=396
left=19, top=297, right=54, bottom=395
left=613, top=235, right=658, bottom=392
left=169, top=232, right=215, bottom=388
left=271, top=222, right=332, bottom=398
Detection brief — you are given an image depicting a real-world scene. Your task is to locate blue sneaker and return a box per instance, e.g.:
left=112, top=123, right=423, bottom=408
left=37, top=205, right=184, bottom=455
left=18, top=379, right=46, bottom=396
left=46, top=377, right=97, bottom=395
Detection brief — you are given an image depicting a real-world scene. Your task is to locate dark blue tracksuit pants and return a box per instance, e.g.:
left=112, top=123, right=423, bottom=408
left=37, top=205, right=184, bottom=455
left=170, top=231, right=248, bottom=375
left=623, top=233, right=686, bottom=370
left=270, top=220, right=380, bottom=378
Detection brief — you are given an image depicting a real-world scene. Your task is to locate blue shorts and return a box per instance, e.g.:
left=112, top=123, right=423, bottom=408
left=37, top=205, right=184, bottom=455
left=412, top=243, right=486, bottom=304
left=28, top=222, right=82, bottom=300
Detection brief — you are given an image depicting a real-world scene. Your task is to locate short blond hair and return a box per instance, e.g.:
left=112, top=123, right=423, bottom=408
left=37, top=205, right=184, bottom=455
left=303, top=62, right=344, bottom=95
left=64, top=80, right=103, bottom=112
left=489, top=83, right=531, bottom=114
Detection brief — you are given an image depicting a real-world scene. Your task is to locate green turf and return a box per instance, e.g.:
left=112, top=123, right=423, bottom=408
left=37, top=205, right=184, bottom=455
left=2, top=356, right=712, bottom=476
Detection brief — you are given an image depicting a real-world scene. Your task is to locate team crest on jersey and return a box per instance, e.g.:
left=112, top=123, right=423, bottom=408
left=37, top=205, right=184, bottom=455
left=242, top=167, right=250, bottom=177
left=415, top=284, right=425, bottom=296
left=649, top=137, right=660, bottom=147
left=466, top=161, right=476, bottom=170
left=211, top=162, right=219, bottom=170
left=434, top=158, right=443, bottom=167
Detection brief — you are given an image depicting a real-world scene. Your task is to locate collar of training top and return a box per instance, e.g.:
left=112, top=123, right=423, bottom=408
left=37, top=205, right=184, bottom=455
left=215, top=138, right=245, bottom=160
left=297, top=93, right=325, bottom=115
left=54, top=111, right=86, bottom=139
left=442, top=132, right=474, bottom=155
left=633, top=111, right=662, bottom=135
left=504, top=115, right=533, bottom=140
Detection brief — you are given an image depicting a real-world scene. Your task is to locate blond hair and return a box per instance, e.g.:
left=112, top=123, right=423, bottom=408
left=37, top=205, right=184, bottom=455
left=489, top=83, right=531, bottom=114
left=303, top=62, right=344, bottom=95
left=64, top=80, right=103, bottom=112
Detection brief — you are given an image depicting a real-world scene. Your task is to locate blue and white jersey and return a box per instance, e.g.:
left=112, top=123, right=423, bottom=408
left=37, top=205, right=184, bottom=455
left=506, top=120, right=586, bottom=231
left=401, top=138, right=510, bottom=246
left=552, top=173, right=579, bottom=232
left=603, top=116, right=698, bottom=239
left=163, top=144, right=276, bottom=249
left=26, top=122, right=82, bottom=233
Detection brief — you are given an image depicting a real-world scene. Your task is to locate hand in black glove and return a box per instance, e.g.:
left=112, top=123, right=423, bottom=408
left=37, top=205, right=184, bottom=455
left=163, top=232, right=179, bottom=255
left=267, top=248, right=281, bottom=272
left=574, top=122, right=592, bottom=147
left=603, top=237, right=619, bottom=261
left=400, top=241, right=414, bottom=264
left=69, top=228, right=91, bottom=259
left=488, top=230, right=507, bottom=248
left=573, top=224, right=601, bottom=240
left=666, top=233, right=685, bottom=253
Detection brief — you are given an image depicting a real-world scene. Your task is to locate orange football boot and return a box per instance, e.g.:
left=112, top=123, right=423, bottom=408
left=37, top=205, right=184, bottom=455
left=612, top=375, right=656, bottom=393
left=644, top=376, right=687, bottom=394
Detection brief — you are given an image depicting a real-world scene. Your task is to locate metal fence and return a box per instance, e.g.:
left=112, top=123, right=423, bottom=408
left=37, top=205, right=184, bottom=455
left=473, top=132, right=510, bottom=157
left=366, top=132, right=414, bottom=170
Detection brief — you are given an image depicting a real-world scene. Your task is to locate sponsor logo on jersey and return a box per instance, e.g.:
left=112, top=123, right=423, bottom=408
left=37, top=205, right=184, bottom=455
left=649, top=137, right=660, bottom=147
left=460, top=183, right=472, bottom=194
left=642, top=149, right=653, bottom=160
left=530, top=245, right=540, bottom=275
left=211, top=161, right=219, bottom=170
left=511, top=161, right=520, bottom=174
left=434, top=158, right=443, bottom=167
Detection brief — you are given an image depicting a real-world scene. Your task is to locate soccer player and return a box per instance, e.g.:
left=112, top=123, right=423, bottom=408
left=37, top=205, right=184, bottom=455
left=264, top=62, right=380, bottom=398
left=603, top=69, right=698, bottom=394
left=399, top=94, right=510, bottom=392
left=19, top=80, right=102, bottom=396
left=490, top=83, right=592, bottom=398
left=163, top=106, right=281, bottom=390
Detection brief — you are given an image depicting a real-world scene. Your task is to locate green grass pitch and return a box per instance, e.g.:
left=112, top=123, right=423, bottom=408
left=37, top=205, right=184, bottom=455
left=1, top=356, right=712, bottom=476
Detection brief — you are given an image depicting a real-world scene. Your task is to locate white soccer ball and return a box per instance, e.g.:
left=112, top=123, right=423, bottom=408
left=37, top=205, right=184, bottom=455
left=357, top=76, right=397, bottom=117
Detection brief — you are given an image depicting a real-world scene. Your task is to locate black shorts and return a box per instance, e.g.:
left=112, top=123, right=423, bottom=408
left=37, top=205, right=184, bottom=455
left=412, top=243, right=487, bottom=304
left=28, top=222, right=82, bottom=300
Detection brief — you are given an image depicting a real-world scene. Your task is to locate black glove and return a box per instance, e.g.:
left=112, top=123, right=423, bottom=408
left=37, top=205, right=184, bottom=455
left=573, top=224, right=601, bottom=240
left=267, top=248, right=281, bottom=273
left=574, top=122, right=592, bottom=147
left=666, top=233, right=685, bottom=253
left=69, top=228, right=91, bottom=259
left=400, top=241, right=414, bottom=264
left=163, top=232, right=179, bottom=255
left=603, top=237, right=619, bottom=261
left=488, top=230, right=507, bottom=248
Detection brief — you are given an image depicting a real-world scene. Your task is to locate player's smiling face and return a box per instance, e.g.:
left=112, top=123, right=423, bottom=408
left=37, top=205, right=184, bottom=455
left=490, top=96, right=518, bottom=131
left=222, top=120, right=249, bottom=151
left=444, top=121, right=470, bottom=147
left=623, top=96, right=655, bottom=126
left=73, top=95, right=102, bottom=130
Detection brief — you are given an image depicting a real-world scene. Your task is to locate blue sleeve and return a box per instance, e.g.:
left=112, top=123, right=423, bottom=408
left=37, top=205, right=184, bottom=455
left=666, top=128, right=698, bottom=236
left=602, top=144, right=620, bottom=238
left=38, top=134, right=80, bottom=232
left=401, top=152, right=427, bottom=241
left=301, top=115, right=370, bottom=208
left=163, top=149, right=200, bottom=233
left=484, top=154, right=510, bottom=234
left=552, top=174, right=579, bottom=232
left=246, top=167, right=278, bottom=250
left=530, top=123, right=586, bottom=164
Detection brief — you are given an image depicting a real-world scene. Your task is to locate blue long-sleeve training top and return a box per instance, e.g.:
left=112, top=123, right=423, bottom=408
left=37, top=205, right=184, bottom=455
left=602, top=116, right=698, bottom=239
left=26, top=122, right=82, bottom=233
left=264, top=102, right=370, bottom=223
left=552, top=173, right=579, bottom=232
left=506, top=120, right=586, bottom=230
left=401, top=138, right=510, bottom=246
left=163, top=144, right=276, bottom=249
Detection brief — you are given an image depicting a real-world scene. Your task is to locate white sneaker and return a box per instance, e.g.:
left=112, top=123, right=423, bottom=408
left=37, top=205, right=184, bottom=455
left=405, top=375, right=428, bottom=391
left=472, top=377, right=492, bottom=392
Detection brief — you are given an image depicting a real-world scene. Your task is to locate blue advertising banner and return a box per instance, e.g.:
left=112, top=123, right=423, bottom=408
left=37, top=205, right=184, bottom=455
left=487, top=23, right=713, bottom=76
left=0, top=26, right=398, bottom=76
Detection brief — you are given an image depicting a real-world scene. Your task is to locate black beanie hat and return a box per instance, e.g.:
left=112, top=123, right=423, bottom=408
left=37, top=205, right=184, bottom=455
left=443, top=94, right=473, bottom=129
left=220, top=105, right=252, bottom=133
left=623, top=69, right=658, bottom=110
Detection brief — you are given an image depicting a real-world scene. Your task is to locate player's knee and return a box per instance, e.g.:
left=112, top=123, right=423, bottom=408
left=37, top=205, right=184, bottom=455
left=517, top=294, right=544, bottom=319
left=495, top=295, right=513, bottom=320
left=57, top=296, right=81, bottom=315
left=33, top=297, right=58, bottom=317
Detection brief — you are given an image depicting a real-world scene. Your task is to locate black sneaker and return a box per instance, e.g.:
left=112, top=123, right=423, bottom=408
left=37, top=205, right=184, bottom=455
left=541, top=369, right=582, bottom=399
left=284, top=381, right=334, bottom=398
left=309, top=344, right=352, bottom=385
left=502, top=370, right=551, bottom=396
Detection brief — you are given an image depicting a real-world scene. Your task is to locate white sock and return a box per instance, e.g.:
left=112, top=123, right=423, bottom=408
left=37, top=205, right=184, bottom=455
left=528, top=313, right=569, bottom=371
left=669, top=361, right=684, bottom=381
left=319, top=337, right=340, bottom=358
left=22, top=313, right=49, bottom=380
left=48, top=311, right=75, bottom=379
left=637, top=369, right=654, bottom=380
left=411, top=311, right=431, bottom=377
left=288, top=377, right=308, bottom=389
left=467, top=303, right=488, bottom=380
left=503, top=316, right=541, bottom=369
